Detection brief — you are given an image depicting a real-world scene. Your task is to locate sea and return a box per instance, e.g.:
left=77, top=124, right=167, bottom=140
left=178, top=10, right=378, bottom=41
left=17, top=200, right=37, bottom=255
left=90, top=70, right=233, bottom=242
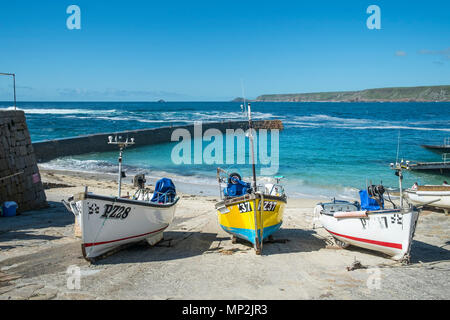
left=1, top=101, right=449, bottom=200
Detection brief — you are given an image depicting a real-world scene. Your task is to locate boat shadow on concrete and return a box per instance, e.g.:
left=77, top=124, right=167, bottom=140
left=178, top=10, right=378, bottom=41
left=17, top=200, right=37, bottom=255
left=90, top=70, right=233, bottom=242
left=255, top=228, right=328, bottom=256
left=313, top=239, right=450, bottom=264
left=409, top=240, right=450, bottom=264
left=0, top=232, right=61, bottom=251
left=0, top=242, right=88, bottom=281
left=95, top=227, right=329, bottom=264
left=94, top=230, right=225, bottom=265
left=0, top=201, right=74, bottom=251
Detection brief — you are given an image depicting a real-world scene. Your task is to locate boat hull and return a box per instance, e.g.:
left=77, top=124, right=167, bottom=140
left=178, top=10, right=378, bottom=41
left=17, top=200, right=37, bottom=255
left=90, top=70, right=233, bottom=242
left=421, top=145, right=450, bottom=154
left=215, top=194, right=286, bottom=245
left=68, top=192, right=178, bottom=260
left=316, top=204, right=419, bottom=261
left=405, top=188, right=450, bottom=211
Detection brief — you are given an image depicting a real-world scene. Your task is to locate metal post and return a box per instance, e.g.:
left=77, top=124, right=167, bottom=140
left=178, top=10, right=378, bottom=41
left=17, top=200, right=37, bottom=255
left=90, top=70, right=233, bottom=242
left=259, top=192, right=264, bottom=252
left=0, top=72, right=16, bottom=110
left=118, top=147, right=123, bottom=197
left=248, top=103, right=257, bottom=192
left=108, top=136, right=135, bottom=198
left=246, top=102, right=261, bottom=253
left=399, top=169, right=403, bottom=209
left=13, top=74, right=16, bottom=110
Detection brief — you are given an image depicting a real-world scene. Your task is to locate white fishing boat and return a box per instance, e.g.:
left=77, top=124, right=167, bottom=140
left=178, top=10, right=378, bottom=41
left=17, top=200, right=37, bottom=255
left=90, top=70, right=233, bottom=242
left=405, top=185, right=450, bottom=215
left=313, top=162, right=420, bottom=262
left=63, top=136, right=179, bottom=261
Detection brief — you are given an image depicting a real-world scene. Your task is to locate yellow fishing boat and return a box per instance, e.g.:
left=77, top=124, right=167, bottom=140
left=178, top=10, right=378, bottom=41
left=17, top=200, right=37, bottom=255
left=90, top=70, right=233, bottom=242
left=214, top=101, right=287, bottom=254
left=215, top=173, right=286, bottom=254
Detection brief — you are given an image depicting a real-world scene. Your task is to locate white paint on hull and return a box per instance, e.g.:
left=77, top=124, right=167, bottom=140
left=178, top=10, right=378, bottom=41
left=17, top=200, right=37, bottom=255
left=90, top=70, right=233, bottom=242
left=69, top=195, right=177, bottom=259
left=406, top=190, right=450, bottom=210
left=316, top=205, right=419, bottom=261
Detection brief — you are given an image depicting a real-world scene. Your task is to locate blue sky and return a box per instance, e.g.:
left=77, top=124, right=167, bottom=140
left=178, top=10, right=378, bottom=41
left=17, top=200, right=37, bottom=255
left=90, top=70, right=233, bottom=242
left=0, top=0, right=449, bottom=101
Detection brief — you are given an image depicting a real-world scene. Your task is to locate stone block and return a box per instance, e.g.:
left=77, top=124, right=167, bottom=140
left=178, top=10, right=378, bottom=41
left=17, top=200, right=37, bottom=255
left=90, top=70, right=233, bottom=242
left=0, top=110, right=47, bottom=212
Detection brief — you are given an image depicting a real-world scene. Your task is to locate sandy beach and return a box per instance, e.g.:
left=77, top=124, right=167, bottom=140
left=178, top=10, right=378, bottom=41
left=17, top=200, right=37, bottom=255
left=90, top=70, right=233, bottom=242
left=0, top=168, right=449, bottom=300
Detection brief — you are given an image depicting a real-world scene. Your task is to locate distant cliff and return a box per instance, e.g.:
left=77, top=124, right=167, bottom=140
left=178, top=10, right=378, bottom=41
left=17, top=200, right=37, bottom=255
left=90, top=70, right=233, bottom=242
left=253, top=85, right=450, bottom=102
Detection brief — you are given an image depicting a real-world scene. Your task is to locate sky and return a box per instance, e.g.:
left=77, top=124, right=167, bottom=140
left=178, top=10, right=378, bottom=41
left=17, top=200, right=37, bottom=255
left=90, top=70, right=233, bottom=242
left=0, top=0, right=449, bottom=101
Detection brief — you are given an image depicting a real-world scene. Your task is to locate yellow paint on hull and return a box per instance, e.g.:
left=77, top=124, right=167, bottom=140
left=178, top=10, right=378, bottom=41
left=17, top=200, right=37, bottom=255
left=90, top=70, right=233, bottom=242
left=217, top=197, right=285, bottom=240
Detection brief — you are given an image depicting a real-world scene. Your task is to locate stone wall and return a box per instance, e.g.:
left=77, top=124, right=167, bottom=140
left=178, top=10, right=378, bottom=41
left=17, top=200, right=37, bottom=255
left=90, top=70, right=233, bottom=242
left=0, top=110, right=47, bottom=212
left=33, top=119, right=284, bottom=163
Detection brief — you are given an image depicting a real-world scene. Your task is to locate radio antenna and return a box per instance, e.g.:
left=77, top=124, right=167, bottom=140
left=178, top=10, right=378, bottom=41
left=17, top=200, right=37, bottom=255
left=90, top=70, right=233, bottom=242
left=396, top=131, right=401, bottom=164
left=240, top=79, right=247, bottom=116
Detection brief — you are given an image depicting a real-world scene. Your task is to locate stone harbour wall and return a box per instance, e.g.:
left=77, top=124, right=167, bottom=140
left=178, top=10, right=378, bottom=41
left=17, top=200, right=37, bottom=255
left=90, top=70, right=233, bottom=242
left=33, top=119, right=284, bottom=163
left=0, top=110, right=47, bottom=212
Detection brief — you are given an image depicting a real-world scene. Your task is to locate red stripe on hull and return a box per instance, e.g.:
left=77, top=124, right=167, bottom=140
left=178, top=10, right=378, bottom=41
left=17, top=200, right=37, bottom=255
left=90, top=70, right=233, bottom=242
left=326, top=229, right=402, bottom=249
left=84, top=225, right=168, bottom=247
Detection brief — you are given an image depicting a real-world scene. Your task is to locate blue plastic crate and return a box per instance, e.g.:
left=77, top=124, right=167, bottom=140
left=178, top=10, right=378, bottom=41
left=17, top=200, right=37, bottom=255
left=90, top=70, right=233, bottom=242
left=2, top=202, right=18, bottom=217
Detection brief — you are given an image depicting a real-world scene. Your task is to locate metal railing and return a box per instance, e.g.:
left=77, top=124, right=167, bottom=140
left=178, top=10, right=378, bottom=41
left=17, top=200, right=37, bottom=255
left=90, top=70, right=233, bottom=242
left=0, top=72, right=16, bottom=110
left=444, top=138, right=450, bottom=147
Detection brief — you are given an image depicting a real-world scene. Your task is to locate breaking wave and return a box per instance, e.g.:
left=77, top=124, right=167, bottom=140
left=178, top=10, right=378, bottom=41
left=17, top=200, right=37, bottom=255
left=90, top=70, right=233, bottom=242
left=4, top=106, right=117, bottom=115
left=282, top=113, right=449, bottom=132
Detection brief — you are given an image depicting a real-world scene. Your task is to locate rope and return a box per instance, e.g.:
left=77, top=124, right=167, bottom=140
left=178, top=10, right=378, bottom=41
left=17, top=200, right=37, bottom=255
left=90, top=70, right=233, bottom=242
left=375, top=260, right=450, bottom=271
left=0, top=171, right=23, bottom=182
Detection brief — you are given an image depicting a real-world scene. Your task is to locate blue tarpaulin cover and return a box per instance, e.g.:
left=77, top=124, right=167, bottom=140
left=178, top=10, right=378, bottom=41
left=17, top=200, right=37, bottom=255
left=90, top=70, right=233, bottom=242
left=359, top=190, right=383, bottom=210
left=151, top=178, right=176, bottom=203
left=224, top=178, right=251, bottom=197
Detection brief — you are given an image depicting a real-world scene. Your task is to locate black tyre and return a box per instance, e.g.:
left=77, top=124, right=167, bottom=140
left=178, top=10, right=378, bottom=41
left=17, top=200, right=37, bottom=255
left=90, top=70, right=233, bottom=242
left=334, top=238, right=350, bottom=249
left=228, top=172, right=242, bottom=184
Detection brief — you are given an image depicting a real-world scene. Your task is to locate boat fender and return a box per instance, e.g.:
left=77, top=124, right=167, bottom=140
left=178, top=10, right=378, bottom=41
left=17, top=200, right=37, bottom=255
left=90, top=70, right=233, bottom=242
left=334, top=211, right=367, bottom=218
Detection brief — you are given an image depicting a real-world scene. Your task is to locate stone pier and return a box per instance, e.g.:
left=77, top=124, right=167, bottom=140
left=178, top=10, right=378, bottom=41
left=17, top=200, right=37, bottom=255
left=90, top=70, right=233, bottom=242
left=0, top=110, right=47, bottom=213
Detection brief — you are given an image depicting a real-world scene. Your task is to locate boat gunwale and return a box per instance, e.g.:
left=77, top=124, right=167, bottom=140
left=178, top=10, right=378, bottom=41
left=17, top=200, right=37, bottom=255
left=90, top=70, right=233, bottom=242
left=215, top=193, right=287, bottom=209
left=318, top=202, right=412, bottom=217
left=76, top=192, right=180, bottom=208
left=406, top=187, right=450, bottom=193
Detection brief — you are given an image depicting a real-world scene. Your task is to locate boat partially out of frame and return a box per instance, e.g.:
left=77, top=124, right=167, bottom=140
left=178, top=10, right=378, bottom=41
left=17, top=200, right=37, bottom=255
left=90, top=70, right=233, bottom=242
left=421, top=138, right=450, bottom=154
left=405, top=185, right=450, bottom=215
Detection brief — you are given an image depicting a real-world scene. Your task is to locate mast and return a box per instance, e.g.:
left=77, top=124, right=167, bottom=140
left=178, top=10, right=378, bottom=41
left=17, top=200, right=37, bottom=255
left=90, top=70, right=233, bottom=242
left=398, top=162, right=403, bottom=208
left=245, top=101, right=262, bottom=253
left=118, top=146, right=124, bottom=197
left=247, top=103, right=258, bottom=191
left=240, top=80, right=257, bottom=190
left=108, top=136, right=135, bottom=197
left=391, top=160, right=407, bottom=209
left=240, top=81, right=262, bottom=253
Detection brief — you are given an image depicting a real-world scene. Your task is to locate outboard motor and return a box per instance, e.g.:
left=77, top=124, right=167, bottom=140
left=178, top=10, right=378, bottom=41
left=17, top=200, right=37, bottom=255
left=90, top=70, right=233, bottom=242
left=360, top=184, right=385, bottom=210
left=368, top=184, right=385, bottom=199
left=133, top=174, right=146, bottom=189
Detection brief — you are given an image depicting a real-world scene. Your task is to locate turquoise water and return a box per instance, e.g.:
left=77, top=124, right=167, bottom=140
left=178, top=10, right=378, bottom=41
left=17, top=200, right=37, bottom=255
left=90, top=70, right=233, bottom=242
left=1, top=101, right=449, bottom=198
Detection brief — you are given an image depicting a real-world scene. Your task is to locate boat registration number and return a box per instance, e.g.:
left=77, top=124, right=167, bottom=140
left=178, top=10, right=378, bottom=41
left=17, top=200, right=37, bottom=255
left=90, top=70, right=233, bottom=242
left=238, top=202, right=252, bottom=213
left=101, top=204, right=131, bottom=219
left=238, top=201, right=277, bottom=213
left=260, top=201, right=277, bottom=212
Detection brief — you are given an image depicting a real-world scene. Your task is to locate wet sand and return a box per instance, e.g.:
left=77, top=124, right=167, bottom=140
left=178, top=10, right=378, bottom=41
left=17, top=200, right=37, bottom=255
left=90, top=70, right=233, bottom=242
left=0, top=169, right=449, bottom=300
